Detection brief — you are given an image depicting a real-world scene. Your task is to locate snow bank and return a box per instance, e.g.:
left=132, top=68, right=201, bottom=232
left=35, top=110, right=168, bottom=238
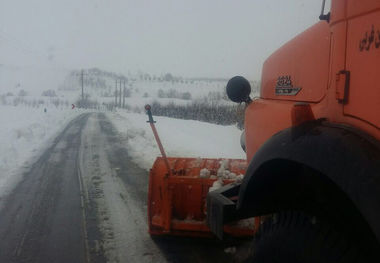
left=0, top=105, right=80, bottom=199
left=107, top=110, right=245, bottom=170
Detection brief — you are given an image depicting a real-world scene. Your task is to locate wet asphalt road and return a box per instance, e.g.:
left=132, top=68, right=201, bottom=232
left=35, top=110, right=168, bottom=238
left=0, top=113, right=251, bottom=263
left=0, top=114, right=89, bottom=263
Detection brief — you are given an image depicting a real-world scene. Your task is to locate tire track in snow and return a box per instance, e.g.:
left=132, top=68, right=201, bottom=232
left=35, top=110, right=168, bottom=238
left=80, top=113, right=166, bottom=262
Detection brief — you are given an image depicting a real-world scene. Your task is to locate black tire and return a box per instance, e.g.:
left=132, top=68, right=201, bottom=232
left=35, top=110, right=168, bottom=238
left=251, top=211, right=362, bottom=263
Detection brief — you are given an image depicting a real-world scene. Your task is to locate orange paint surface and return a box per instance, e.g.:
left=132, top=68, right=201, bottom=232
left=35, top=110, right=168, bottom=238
left=148, top=157, right=255, bottom=237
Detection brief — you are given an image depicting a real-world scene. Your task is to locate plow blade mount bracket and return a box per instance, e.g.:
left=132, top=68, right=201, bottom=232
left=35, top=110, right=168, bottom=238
left=147, top=157, right=255, bottom=238
left=207, top=183, right=241, bottom=240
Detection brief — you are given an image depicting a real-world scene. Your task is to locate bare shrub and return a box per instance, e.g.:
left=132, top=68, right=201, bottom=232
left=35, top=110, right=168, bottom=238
left=148, top=100, right=244, bottom=127
left=75, top=94, right=100, bottom=109
left=133, top=106, right=142, bottom=113
left=101, top=90, right=114, bottom=97
left=181, top=92, right=191, bottom=100
left=167, top=89, right=177, bottom=98
left=18, top=90, right=28, bottom=97
left=13, top=97, right=22, bottom=106
left=51, top=99, right=60, bottom=108
left=158, top=89, right=165, bottom=98
left=124, top=88, right=132, bottom=97
left=32, top=100, right=38, bottom=108
left=157, top=89, right=193, bottom=100
left=41, top=89, right=57, bottom=97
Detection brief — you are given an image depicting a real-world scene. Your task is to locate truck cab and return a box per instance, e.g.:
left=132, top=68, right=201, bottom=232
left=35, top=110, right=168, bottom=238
left=208, top=1, right=380, bottom=261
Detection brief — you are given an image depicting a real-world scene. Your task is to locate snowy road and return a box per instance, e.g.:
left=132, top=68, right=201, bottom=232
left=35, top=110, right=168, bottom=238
left=0, top=113, right=89, bottom=263
left=0, top=113, right=250, bottom=263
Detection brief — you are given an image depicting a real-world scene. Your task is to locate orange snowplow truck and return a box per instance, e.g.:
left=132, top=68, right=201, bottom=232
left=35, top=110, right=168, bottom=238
left=208, top=0, right=380, bottom=261
left=148, top=0, right=380, bottom=261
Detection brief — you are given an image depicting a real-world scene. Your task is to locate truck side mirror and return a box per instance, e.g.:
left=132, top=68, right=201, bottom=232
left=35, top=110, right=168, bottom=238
left=226, top=76, right=252, bottom=103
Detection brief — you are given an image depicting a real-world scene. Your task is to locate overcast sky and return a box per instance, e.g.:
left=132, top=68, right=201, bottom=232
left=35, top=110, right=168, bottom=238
left=1, top=0, right=327, bottom=80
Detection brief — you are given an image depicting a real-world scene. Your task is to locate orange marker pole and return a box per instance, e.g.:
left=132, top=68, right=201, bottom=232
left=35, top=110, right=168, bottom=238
left=145, top=104, right=172, bottom=176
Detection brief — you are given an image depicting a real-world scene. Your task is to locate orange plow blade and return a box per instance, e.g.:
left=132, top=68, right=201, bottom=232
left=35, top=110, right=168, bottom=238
left=148, top=157, right=256, bottom=238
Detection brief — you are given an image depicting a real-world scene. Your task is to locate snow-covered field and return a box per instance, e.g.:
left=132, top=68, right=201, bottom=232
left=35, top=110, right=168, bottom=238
left=0, top=105, right=80, bottom=200
left=108, top=110, right=245, bottom=170
left=0, top=66, right=251, bottom=204
left=0, top=104, right=245, bottom=205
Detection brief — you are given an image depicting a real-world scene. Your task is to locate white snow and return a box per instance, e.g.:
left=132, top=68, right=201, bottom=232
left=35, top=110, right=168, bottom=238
left=0, top=65, right=250, bottom=210
left=0, top=105, right=80, bottom=201
left=217, top=159, right=230, bottom=178
left=107, top=110, right=246, bottom=171
left=235, top=174, right=245, bottom=183
left=79, top=114, right=166, bottom=262
left=209, top=179, right=224, bottom=192
left=224, top=246, right=237, bottom=254
left=199, top=168, right=211, bottom=178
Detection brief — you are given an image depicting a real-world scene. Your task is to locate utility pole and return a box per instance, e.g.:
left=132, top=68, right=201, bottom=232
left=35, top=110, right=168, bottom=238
left=76, top=69, right=87, bottom=108
left=122, top=80, right=126, bottom=108
left=115, top=79, right=118, bottom=107
left=119, top=79, right=122, bottom=107
left=81, top=69, right=84, bottom=102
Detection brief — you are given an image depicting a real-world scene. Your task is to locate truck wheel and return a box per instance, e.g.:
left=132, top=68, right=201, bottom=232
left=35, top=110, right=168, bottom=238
left=251, top=211, right=361, bottom=263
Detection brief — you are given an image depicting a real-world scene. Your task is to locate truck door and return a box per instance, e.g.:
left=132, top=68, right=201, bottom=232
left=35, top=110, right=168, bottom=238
left=344, top=0, right=380, bottom=129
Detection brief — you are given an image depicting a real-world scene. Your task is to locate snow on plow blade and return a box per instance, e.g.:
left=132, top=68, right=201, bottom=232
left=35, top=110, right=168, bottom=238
left=148, top=157, right=255, bottom=238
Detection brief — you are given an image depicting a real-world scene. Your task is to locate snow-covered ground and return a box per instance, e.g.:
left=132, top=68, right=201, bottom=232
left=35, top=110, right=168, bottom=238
left=0, top=65, right=251, bottom=204
left=108, top=110, right=246, bottom=170
left=0, top=105, right=80, bottom=201
left=0, top=103, right=246, bottom=208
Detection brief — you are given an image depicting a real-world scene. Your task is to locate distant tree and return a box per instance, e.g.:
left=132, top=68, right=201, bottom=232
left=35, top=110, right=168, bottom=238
left=181, top=92, right=192, bottom=100
left=143, top=73, right=151, bottom=81
left=124, top=88, right=132, bottom=97
left=164, top=73, right=174, bottom=82
left=143, top=92, right=149, bottom=98
left=18, top=90, right=27, bottom=97
left=167, top=89, right=177, bottom=98
left=32, top=99, right=38, bottom=108
left=52, top=99, right=60, bottom=108
left=13, top=97, right=20, bottom=106
left=158, top=89, right=165, bottom=98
